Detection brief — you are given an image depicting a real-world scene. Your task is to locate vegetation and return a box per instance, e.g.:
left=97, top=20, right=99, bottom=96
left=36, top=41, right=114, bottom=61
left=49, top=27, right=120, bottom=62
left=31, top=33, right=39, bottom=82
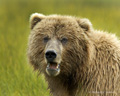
left=0, top=0, right=120, bottom=95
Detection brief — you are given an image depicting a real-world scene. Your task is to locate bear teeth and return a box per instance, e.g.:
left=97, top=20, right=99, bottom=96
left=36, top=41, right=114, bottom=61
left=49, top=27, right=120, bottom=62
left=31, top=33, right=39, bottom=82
left=47, top=63, right=60, bottom=69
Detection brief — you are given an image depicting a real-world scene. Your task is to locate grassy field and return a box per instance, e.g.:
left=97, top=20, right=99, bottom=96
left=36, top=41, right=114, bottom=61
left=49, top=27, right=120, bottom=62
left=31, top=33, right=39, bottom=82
left=0, top=0, right=120, bottom=96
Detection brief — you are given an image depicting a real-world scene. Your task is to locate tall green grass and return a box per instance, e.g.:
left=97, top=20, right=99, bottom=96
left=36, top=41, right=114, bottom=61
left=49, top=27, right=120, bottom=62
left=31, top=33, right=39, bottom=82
left=0, top=0, right=120, bottom=96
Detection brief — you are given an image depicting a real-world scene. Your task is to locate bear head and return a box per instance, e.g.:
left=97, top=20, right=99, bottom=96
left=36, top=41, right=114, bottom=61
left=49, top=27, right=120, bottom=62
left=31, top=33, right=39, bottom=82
left=27, top=13, right=93, bottom=77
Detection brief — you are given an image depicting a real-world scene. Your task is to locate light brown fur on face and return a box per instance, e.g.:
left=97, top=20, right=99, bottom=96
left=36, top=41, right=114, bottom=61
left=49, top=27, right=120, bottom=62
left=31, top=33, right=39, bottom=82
left=27, top=13, right=120, bottom=96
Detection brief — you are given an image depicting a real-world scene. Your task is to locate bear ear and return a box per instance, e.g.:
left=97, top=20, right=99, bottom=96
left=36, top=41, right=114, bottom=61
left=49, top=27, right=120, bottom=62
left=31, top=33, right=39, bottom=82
left=30, top=13, right=45, bottom=29
left=77, top=18, right=92, bottom=31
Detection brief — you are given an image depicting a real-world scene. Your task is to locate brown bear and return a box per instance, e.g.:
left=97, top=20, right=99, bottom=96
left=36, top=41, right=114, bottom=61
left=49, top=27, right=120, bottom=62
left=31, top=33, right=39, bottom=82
left=27, top=13, right=120, bottom=96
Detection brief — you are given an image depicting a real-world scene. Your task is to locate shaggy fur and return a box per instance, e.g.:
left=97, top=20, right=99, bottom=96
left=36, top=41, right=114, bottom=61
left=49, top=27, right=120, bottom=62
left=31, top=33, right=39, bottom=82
left=27, top=13, right=120, bottom=96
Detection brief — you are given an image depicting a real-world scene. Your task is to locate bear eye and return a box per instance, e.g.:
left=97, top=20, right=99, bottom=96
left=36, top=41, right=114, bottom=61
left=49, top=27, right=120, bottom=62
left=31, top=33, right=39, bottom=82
left=43, top=36, right=50, bottom=43
left=60, top=37, right=68, bottom=44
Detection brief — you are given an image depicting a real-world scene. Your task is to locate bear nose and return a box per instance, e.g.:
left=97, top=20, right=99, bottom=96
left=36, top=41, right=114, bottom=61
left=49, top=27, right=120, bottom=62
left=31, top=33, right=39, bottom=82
left=45, top=50, right=57, bottom=62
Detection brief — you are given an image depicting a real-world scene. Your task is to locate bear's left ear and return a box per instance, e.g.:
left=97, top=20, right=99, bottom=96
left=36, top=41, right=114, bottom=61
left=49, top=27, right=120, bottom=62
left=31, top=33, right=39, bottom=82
left=76, top=18, right=92, bottom=31
left=30, top=13, right=45, bottom=29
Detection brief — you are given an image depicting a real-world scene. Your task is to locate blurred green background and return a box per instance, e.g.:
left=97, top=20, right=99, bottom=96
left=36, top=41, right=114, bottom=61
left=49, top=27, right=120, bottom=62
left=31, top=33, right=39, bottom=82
left=0, top=0, right=120, bottom=96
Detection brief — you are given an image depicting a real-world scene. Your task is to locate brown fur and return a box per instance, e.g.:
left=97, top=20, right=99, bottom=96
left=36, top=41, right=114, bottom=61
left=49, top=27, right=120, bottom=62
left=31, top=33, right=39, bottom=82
left=27, top=13, right=120, bottom=96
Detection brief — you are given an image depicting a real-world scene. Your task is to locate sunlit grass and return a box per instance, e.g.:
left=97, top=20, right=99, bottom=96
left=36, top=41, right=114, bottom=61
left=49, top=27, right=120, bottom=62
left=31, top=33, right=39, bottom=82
left=0, top=0, right=120, bottom=96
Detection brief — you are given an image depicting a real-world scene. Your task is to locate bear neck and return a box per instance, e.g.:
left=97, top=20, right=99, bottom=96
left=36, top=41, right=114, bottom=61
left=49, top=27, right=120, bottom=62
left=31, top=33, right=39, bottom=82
left=44, top=69, right=90, bottom=96
left=44, top=74, right=77, bottom=96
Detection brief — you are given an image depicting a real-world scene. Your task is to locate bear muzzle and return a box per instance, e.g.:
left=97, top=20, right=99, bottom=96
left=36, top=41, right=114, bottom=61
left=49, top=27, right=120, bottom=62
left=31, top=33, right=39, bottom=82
left=45, top=50, right=61, bottom=76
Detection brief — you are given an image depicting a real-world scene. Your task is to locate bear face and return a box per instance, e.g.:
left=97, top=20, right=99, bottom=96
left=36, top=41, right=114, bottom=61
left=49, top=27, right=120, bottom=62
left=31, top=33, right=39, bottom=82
left=27, top=13, right=93, bottom=77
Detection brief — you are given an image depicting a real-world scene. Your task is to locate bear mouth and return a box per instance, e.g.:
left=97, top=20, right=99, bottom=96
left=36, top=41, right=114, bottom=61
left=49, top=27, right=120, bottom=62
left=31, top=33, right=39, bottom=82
left=47, top=62, right=59, bottom=69
left=46, top=62, right=60, bottom=76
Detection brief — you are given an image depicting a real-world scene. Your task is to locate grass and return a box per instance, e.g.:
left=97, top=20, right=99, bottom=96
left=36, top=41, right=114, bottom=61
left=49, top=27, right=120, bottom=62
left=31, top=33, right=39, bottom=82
left=0, top=0, right=120, bottom=96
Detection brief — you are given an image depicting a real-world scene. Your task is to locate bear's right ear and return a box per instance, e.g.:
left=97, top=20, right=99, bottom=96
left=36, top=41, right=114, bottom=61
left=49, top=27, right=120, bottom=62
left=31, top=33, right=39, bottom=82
left=30, top=13, right=45, bottom=29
